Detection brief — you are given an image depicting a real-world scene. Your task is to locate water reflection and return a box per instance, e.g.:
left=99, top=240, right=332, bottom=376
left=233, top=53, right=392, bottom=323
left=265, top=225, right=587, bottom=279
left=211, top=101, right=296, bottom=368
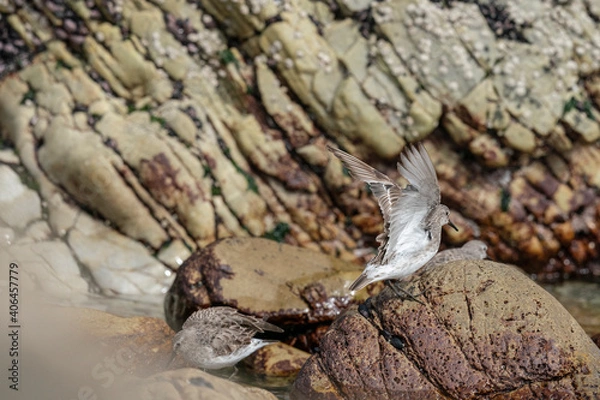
left=209, top=368, right=293, bottom=399
left=543, top=281, right=600, bottom=336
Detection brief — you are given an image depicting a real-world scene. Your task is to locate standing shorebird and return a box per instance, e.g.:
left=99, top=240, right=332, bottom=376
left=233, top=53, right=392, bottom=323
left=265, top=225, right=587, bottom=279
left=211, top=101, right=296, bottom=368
left=423, top=240, right=488, bottom=270
left=172, top=306, right=283, bottom=370
left=329, top=143, right=458, bottom=295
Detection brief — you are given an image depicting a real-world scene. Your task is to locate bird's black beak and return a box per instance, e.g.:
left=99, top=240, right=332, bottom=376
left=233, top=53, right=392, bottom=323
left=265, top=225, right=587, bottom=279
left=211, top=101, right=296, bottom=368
left=448, top=220, right=459, bottom=232
left=167, top=351, right=177, bottom=368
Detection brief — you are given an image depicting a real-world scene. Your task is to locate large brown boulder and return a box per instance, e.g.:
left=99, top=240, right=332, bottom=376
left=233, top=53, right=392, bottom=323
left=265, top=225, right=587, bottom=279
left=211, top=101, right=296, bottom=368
left=164, top=237, right=366, bottom=350
left=292, top=260, right=600, bottom=399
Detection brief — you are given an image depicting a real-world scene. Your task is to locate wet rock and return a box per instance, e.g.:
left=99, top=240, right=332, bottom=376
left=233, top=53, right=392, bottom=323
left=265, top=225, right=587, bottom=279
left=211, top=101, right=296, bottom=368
left=164, top=237, right=364, bottom=350
left=468, top=133, right=509, bottom=168
left=157, top=239, right=192, bottom=270
left=244, top=342, right=310, bottom=377
left=291, top=260, right=600, bottom=399
left=121, top=368, right=277, bottom=400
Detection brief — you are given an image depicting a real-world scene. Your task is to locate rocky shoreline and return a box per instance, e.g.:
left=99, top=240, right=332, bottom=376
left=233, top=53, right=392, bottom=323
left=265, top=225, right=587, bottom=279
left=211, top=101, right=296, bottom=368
left=1, top=0, right=600, bottom=398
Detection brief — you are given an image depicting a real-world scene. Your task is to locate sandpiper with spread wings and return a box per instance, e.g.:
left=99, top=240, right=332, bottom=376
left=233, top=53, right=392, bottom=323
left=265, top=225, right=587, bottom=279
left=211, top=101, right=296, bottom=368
left=329, top=143, right=458, bottom=294
left=172, top=306, right=283, bottom=370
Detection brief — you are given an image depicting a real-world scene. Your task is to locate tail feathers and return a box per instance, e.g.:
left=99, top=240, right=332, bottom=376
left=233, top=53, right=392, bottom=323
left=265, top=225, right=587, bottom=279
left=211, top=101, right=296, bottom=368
left=232, top=339, right=279, bottom=361
left=349, top=273, right=370, bottom=292
left=251, top=339, right=279, bottom=351
left=258, top=320, right=284, bottom=333
left=257, top=339, right=279, bottom=346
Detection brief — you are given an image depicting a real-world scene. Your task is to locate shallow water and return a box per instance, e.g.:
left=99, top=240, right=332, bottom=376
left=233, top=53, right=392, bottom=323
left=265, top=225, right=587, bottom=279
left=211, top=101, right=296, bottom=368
left=543, top=281, right=600, bottom=336
left=212, top=368, right=293, bottom=399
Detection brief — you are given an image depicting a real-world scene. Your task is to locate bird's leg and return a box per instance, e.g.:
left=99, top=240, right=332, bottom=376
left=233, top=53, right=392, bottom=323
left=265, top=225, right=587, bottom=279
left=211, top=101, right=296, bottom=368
left=386, top=280, right=425, bottom=305
left=410, top=285, right=431, bottom=298
left=228, top=365, right=239, bottom=380
left=381, top=329, right=406, bottom=350
left=166, top=352, right=177, bottom=368
left=358, top=297, right=373, bottom=320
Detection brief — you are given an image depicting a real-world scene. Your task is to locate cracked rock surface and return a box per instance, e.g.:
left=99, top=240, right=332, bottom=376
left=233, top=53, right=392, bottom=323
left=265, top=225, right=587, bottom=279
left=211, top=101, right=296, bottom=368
left=291, top=260, right=600, bottom=399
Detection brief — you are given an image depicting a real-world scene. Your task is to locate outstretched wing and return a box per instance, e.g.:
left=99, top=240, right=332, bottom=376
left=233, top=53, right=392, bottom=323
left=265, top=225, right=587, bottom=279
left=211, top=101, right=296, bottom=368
left=329, top=144, right=441, bottom=265
left=328, top=146, right=402, bottom=264
left=396, top=143, right=440, bottom=209
left=385, top=144, right=440, bottom=260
